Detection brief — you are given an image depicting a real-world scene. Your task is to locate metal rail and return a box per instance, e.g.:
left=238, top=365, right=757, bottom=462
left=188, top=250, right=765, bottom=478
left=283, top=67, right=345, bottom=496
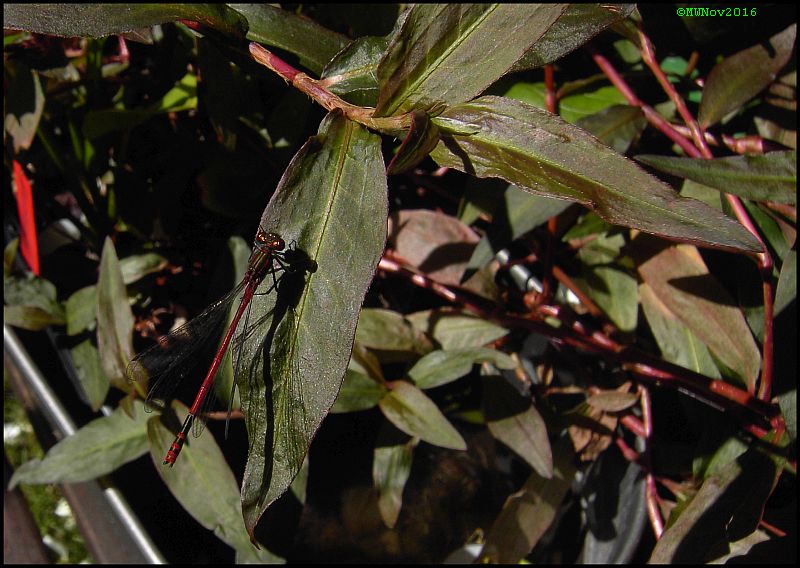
left=4, top=324, right=165, bottom=564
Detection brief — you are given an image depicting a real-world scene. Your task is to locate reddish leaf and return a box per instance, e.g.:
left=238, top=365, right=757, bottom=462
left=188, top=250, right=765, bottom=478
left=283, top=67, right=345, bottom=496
left=12, top=160, right=40, bottom=276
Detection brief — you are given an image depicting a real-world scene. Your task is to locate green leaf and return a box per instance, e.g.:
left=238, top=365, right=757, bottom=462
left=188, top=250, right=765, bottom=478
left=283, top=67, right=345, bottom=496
left=576, top=104, right=646, bottom=154
left=150, top=402, right=281, bottom=562
left=154, top=72, right=198, bottom=112
left=239, top=112, right=388, bottom=536
left=775, top=249, right=796, bottom=316
left=5, top=62, right=44, bottom=153
left=754, top=70, right=796, bottom=149
left=83, top=72, right=198, bottom=138
left=3, top=305, right=65, bottom=330
left=9, top=400, right=149, bottom=487
left=575, top=232, right=639, bottom=332
left=66, top=285, right=97, bottom=335
left=479, top=438, right=575, bottom=563
left=430, top=96, right=761, bottom=253
left=373, top=424, right=415, bottom=529
left=699, top=24, right=796, bottom=128
left=505, top=82, right=628, bottom=125
left=330, top=369, right=387, bottom=413
left=96, top=237, right=134, bottom=390
left=406, top=308, right=509, bottom=349
left=510, top=4, right=635, bottom=71
left=742, top=199, right=790, bottom=262
left=375, top=4, right=567, bottom=116
left=586, top=390, right=639, bottom=412
left=555, top=85, right=628, bottom=124
left=640, top=283, right=721, bottom=379
left=4, top=238, right=19, bottom=277
left=467, top=184, right=572, bottom=271
left=483, top=375, right=552, bottom=478
left=322, top=35, right=388, bottom=106
left=231, top=4, right=350, bottom=75
left=409, top=347, right=515, bottom=390
left=4, top=274, right=63, bottom=316
left=778, top=389, right=796, bottom=442
left=634, top=239, right=761, bottom=388
left=386, top=111, right=441, bottom=175
left=650, top=446, right=781, bottom=563
left=636, top=151, right=797, bottom=205
left=357, top=308, right=430, bottom=353
left=3, top=3, right=248, bottom=39
left=389, top=208, right=479, bottom=285
left=379, top=381, right=466, bottom=450
left=69, top=339, right=110, bottom=411
left=119, top=252, right=169, bottom=283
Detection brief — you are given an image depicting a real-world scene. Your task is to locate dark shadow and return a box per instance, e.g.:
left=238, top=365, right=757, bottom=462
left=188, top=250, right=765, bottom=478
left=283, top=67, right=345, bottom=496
left=439, top=136, right=476, bottom=175
left=670, top=448, right=778, bottom=562
left=666, top=275, right=739, bottom=306
left=418, top=241, right=477, bottom=274
left=249, top=245, right=316, bottom=490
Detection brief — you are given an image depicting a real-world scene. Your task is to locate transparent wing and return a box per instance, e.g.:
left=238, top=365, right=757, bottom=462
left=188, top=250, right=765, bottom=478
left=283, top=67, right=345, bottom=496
left=126, top=280, right=248, bottom=414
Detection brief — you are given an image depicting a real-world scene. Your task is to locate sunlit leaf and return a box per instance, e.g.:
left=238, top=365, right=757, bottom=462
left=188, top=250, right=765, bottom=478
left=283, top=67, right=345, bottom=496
left=480, top=438, right=575, bottom=563
left=409, top=348, right=515, bottom=390
left=636, top=151, right=796, bottom=205
left=4, top=3, right=248, bottom=39
left=375, top=4, right=566, bottom=116
left=150, top=402, right=281, bottom=562
left=640, top=283, right=721, bottom=379
left=388, top=209, right=479, bottom=285
left=3, top=305, right=64, bottom=330
left=373, top=424, right=415, bottom=529
left=96, top=237, right=134, bottom=390
left=650, top=446, right=781, bottom=563
left=9, top=400, right=149, bottom=487
left=357, top=308, right=430, bottom=354
left=510, top=4, right=635, bottom=71
left=699, top=24, right=796, bottom=127
left=331, top=369, right=387, bottom=413
left=239, top=112, right=388, bottom=537
left=634, top=238, right=761, bottom=388
left=70, top=338, right=110, bottom=411
left=5, top=62, right=44, bottom=153
left=232, top=3, right=349, bottom=75
left=587, top=390, right=639, bottom=412
left=484, top=375, right=552, bottom=478
left=406, top=308, right=508, bottom=350
left=431, top=96, right=761, bottom=253
left=322, top=35, right=388, bottom=106
left=379, top=381, right=466, bottom=450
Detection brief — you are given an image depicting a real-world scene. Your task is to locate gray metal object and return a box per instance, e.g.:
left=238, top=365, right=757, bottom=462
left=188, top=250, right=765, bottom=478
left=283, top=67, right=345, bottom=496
left=4, top=324, right=165, bottom=564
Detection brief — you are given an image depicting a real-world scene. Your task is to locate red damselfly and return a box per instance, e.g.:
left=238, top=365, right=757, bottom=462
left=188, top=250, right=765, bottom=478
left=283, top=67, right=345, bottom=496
left=127, top=229, right=291, bottom=466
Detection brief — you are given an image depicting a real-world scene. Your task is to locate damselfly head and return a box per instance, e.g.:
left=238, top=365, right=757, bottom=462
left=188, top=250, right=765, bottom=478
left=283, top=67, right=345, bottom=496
left=255, top=230, right=286, bottom=252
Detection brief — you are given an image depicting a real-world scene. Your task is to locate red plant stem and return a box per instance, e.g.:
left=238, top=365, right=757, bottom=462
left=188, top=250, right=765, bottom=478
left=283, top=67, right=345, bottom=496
left=544, top=64, right=557, bottom=114
left=759, top=518, right=787, bottom=538
left=377, top=258, right=781, bottom=434
left=615, top=437, right=641, bottom=463
left=640, top=387, right=665, bottom=538
left=586, top=45, right=703, bottom=158
left=537, top=64, right=558, bottom=303
left=590, top=36, right=776, bottom=403
left=641, top=24, right=776, bottom=400
left=248, top=42, right=410, bottom=132
left=620, top=414, right=646, bottom=439
left=765, top=201, right=797, bottom=223
left=638, top=29, right=710, bottom=156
